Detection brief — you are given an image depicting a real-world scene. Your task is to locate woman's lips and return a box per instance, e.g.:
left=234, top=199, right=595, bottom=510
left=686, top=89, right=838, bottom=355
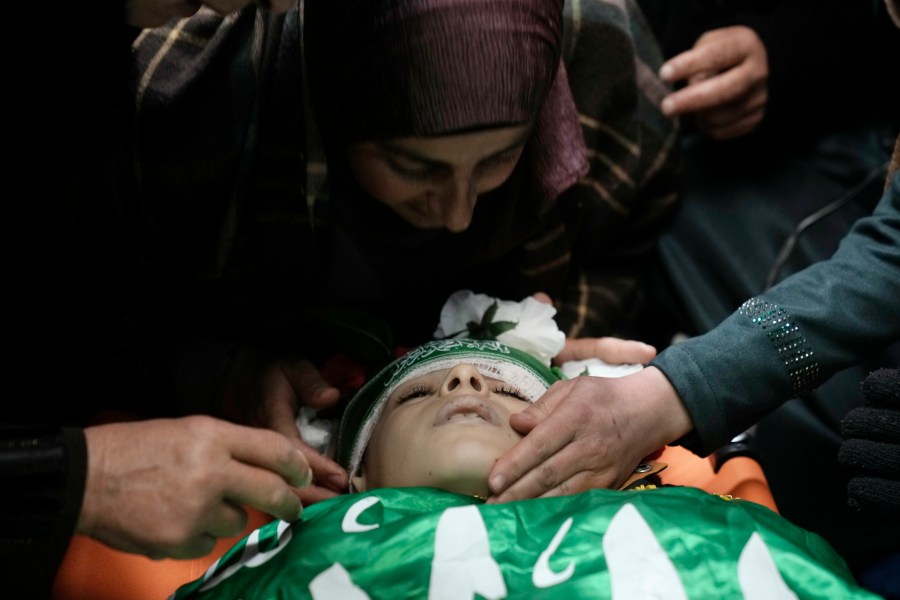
left=433, top=396, right=498, bottom=426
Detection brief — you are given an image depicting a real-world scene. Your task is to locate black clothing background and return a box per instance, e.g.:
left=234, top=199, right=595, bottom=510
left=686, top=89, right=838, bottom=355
left=1, top=2, right=158, bottom=595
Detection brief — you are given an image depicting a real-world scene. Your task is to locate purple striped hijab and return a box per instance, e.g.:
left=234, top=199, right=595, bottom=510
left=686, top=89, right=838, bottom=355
left=305, top=0, right=588, bottom=205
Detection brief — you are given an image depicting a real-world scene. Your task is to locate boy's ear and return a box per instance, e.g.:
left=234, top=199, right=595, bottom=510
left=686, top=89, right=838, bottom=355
left=351, top=473, right=368, bottom=492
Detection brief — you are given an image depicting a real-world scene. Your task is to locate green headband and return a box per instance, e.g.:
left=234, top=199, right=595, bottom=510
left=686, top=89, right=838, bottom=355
left=336, top=338, right=563, bottom=480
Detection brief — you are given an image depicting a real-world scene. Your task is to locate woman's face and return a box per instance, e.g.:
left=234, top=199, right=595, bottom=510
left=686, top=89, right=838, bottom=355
left=357, top=362, right=536, bottom=498
left=347, top=123, right=532, bottom=233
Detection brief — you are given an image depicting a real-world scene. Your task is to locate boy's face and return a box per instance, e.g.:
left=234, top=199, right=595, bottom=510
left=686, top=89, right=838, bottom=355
left=355, top=362, right=536, bottom=498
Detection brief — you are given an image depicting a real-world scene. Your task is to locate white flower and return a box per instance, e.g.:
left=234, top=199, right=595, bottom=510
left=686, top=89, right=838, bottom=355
left=559, top=358, right=644, bottom=379
left=434, top=290, right=565, bottom=366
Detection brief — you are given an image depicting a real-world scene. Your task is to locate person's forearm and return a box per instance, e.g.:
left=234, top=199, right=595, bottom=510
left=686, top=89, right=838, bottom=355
left=654, top=171, right=900, bottom=454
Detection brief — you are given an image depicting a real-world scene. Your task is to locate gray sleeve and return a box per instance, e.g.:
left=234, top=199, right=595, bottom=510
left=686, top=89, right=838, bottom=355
left=653, top=171, right=900, bottom=454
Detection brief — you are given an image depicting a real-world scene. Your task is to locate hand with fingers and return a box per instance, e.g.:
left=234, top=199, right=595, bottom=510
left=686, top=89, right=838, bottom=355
left=486, top=366, right=693, bottom=503
left=658, top=26, right=769, bottom=140
left=554, top=336, right=657, bottom=367
left=221, top=348, right=350, bottom=504
left=529, top=291, right=658, bottom=367
left=77, top=416, right=311, bottom=559
left=125, top=0, right=295, bottom=29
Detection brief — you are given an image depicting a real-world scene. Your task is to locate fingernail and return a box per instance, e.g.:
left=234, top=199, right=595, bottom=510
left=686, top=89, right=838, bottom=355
left=294, top=503, right=304, bottom=521
left=299, top=466, right=314, bottom=488
left=661, top=97, right=675, bottom=116
left=659, top=63, right=674, bottom=80
left=489, top=475, right=506, bottom=494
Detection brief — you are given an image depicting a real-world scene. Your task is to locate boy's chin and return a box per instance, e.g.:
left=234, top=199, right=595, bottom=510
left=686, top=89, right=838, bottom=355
left=426, top=443, right=506, bottom=498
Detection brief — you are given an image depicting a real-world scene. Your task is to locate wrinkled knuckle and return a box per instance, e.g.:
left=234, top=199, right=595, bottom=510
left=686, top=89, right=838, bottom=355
left=568, top=401, right=593, bottom=424
left=538, top=463, right=559, bottom=488
left=590, top=437, right=612, bottom=458
left=276, top=439, right=297, bottom=463
left=527, top=433, right=554, bottom=461
left=183, top=414, right=220, bottom=438
left=181, top=468, right=210, bottom=492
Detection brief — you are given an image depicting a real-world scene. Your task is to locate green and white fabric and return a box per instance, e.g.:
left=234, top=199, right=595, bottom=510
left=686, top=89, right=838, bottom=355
left=170, top=487, right=876, bottom=600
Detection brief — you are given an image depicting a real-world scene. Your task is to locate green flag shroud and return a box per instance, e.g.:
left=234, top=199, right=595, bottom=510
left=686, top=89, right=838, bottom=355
left=171, top=486, right=877, bottom=599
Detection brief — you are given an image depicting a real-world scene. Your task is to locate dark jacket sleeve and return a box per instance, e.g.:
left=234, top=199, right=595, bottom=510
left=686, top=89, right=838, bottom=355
left=4, top=0, right=138, bottom=592
left=2, top=426, right=87, bottom=597
left=652, top=170, right=900, bottom=454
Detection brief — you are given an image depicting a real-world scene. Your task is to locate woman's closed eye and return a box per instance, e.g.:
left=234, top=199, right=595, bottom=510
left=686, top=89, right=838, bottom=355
left=479, top=150, right=521, bottom=172
left=386, top=157, right=446, bottom=181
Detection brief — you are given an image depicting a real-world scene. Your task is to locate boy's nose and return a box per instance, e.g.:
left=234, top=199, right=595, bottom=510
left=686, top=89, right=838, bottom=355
left=441, top=363, right=485, bottom=395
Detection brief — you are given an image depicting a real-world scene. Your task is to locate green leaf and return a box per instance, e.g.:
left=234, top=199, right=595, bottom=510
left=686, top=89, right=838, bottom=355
left=462, top=301, right=519, bottom=340
left=488, top=321, right=518, bottom=337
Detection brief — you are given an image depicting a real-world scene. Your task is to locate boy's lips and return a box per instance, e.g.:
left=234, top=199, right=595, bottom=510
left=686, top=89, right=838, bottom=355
left=433, top=396, right=498, bottom=426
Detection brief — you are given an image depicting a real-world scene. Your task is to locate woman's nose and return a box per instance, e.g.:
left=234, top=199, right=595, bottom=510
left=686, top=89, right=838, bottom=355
left=438, top=176, right=477, bottom=233
left=440, top=363, right=487, bottom=395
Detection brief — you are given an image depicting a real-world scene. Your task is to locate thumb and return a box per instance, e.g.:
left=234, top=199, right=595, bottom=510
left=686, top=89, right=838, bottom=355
left=509, top=410, right=539, bottom=435
left=283, top=359, right=340, bottom=409
left=510, top=383, right=564, bottom=433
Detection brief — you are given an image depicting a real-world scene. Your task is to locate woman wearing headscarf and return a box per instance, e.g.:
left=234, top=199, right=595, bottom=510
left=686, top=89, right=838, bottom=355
left=124, top=0, right=677, bottom=500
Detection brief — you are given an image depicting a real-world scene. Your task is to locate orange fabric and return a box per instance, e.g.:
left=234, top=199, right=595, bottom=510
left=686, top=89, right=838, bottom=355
left=52, top=446, right=777, bottom=599
left=52, top=508, right=271, bottom=600
left=658, top=445, right=779, bottom=513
